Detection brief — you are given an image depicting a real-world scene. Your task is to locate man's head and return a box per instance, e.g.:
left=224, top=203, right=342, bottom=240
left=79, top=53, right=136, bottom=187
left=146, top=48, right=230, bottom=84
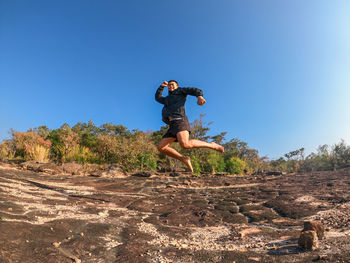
left=168, top=80, right=179, bottom=92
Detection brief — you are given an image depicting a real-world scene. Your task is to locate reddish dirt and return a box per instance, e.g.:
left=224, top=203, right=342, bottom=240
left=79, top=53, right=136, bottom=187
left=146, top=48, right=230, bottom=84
left=0, top=165, right=350, bottom=263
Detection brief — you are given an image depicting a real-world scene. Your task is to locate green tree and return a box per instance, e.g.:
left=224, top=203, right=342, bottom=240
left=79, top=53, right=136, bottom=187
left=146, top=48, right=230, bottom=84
left=211, top=132, right=227, bottom=145
left=100, top=123, right=130, bottom=136
left=48, top=123, right=79, bottom=162
left=72, top=120, right=100, bottom=150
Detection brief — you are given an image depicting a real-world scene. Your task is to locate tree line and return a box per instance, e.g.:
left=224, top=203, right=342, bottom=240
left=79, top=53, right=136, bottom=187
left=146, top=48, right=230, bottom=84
left=270, top=140, right=350, bottom=173
left=0, top=116, right=266, bottom=174
left=0, top=116, right=348, bottom=174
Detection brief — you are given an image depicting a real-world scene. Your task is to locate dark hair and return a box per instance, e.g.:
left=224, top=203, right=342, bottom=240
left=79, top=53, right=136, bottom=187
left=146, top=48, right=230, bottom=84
left=168, top=80, right=178, bottom=85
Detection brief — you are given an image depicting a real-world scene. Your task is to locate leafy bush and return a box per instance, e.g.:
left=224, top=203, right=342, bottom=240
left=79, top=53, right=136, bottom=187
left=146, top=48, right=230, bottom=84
left=2, top=116, right=268, bottom=173
left=190, top=155, right=202, bottom=175
left=66, top=145, right=96, bottom=164
left=49, top=124, right=80, bottom=162
left=137, top=153, right=157, bottom=170
left=205, top=153, right=226, bottom=174
left=96, top=131, right=158, bottom=170
left=13, top=131, right=51, bottom=162
left=96, top=134, right=121, bottom=163
left=0, top=140, right=15, bottom=161
left=226, top=157, right=246, bottom=174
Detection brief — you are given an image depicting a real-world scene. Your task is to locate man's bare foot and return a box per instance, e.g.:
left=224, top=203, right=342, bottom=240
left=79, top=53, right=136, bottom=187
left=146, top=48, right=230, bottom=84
left=211, top=142, right=225, bottom=153
left=181, top=156, right=194, bottom=173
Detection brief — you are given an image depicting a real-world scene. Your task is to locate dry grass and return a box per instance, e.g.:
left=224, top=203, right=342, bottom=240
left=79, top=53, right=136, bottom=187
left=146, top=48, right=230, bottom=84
left=27, top=144, right=50, bottom=163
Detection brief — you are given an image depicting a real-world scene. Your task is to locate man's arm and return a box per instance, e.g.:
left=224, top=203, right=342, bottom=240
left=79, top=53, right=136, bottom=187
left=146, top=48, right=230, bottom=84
left=181, top=87, right=206, bottom=106
left=181, top=87, right=203, bottom=97
left=155, top=81, right=168, bottom=104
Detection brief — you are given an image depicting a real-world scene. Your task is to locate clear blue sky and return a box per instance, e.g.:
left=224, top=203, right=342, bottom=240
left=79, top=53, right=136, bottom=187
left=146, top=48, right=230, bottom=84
left=1, top=0, right=349, bottom=159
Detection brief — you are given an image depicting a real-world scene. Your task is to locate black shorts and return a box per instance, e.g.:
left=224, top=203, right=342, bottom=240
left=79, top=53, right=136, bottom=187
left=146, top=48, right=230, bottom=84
left=162, top=118, right=191, bottom=142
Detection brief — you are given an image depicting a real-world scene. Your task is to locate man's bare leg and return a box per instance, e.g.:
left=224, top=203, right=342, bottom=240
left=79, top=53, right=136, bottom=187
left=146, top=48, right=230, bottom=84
left=157, top=137, right=194, bottom=173
left=177, top=131, right=224, bottom=153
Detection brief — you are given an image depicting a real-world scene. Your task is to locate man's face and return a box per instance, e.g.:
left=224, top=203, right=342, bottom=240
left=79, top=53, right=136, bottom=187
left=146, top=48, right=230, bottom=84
left=168, top=81, right=178, bottom=92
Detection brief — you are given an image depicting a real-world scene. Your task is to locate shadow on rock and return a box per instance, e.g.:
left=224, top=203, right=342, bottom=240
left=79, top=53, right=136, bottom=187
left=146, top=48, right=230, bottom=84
left=267, top=238, right=301, bottom=255
left=24, top=179, right=110, bottom=202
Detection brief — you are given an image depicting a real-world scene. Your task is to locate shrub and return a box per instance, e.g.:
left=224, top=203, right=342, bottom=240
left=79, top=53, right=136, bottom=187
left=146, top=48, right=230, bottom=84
left=49, top=124, right=80, bottom=162
left=190, top=155, right=202, bottom=175
left=124, top=131, right=158, bottom=171
left=226, top=157, right=246, bottom=174
left=0, top=140, right=15, bottom=161
left=205, top=152, right=226, bottom=174
left=28, top=145, right=51, bottom=163
left=13, top=131, right=51, bottom=162
left=96, top=134, right=122, bottom=163
left=96, top=131, right=158, bottom=171
left=4, top=118, right=266, bottom=173
left=66, top=145, right=96, bottom=164
left=137, top=153, right=157, bottom=171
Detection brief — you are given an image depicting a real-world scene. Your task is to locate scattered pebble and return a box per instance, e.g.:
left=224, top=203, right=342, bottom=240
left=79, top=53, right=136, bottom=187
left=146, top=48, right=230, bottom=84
left=249, top=257, right=261, bottom=262
left=52, top=242, right=61, bottom=247
left=98, top=211, right=108, bottom=217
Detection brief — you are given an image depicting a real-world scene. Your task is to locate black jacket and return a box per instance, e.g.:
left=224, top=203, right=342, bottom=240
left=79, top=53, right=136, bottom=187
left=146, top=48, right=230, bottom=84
left=155, top=86, right=203, bottom=124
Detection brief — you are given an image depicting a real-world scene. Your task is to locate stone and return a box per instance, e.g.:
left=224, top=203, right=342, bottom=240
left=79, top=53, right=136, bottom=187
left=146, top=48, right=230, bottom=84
left=22, top=161, right=62, bottom=175
left=37, top=163, right=62, bottom=175
left=158, top=166, right=172, bottom=173
left=88, top=164, right=126, bottom=178
left=84, top=163, right=100, bottom=173
left=215, top=172, right=228, bottom=176
left=21, top=161, right=43, bottom=172
left=109, top=164, right=124, bottom=172
left=61, top=162, right=84, bottom=175
left=98, top=211, right=108, bottom=217
left=302, top=221, right=325, bottom=240
left=52, top=242, right=61, bottom=247
left=6, top=158, right=26, bottom=165
left=314, top=255, right=328, bottom=261
left=132, top=171, right=152, bottom=177
left=266, top=171, right=283, bottom=176
left=89, top=170, right=104, bottom=177
left=105, top=164, right=126, bottom=177
left=183, top=180, right=191, bottom=185
left=298, top=230, right=319, bottom=250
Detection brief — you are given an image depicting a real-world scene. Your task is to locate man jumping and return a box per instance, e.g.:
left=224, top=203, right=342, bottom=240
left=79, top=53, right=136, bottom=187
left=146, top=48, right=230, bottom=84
left=155, top=80, right=224, bottom=173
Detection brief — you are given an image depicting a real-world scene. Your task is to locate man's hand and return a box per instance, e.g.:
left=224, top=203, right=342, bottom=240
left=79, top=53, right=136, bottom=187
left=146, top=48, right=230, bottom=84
left=161, top=81, right=168, bottom=87
left=197, top=96, right=206, bottom=106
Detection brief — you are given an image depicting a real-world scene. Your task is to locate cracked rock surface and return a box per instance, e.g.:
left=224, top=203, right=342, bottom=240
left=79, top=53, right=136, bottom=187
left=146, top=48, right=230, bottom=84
left=0, top=165, right=350, bottom=263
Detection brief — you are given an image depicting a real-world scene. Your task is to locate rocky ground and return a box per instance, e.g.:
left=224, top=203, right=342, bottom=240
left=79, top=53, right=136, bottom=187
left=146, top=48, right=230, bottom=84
left=0, top=163, right=350, bottom=263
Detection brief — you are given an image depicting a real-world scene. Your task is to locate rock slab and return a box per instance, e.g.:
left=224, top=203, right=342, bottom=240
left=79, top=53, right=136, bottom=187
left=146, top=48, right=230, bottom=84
left=298, top=230, right=319, bottom=250
left=298, top=221, right=324, bottom=250
left=302, top=221, right=325, bottom=240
